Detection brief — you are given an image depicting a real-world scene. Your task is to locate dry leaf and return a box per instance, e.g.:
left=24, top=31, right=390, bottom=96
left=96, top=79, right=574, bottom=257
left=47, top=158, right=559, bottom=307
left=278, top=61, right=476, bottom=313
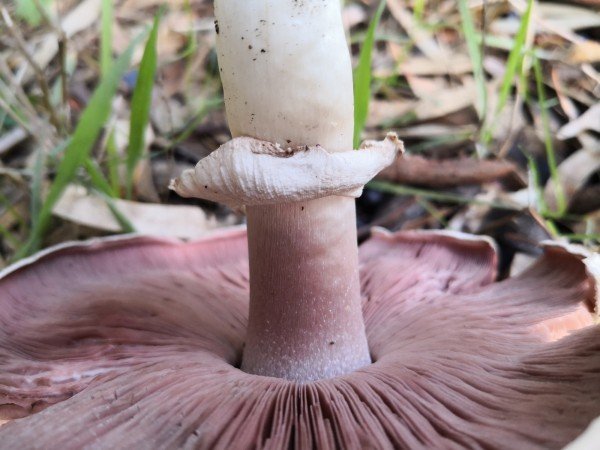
left=385, top=0, right=449, bottom=61
left=367, top=99, right=416, bottom=127
left=342, top=4, right=366, bottom=31
left=569, top=40, right=600, bottom=64
left=367, top=81, right=478, bottom=127
left=557, top=104, right=600, bottom=140
left=405, top=75, right=448, bottom=99
left=53, top=185, right=233, bottom=239
left=374, top=54, right=473, bottom=77
left=537, top=3, right=600, bottom=32
left=545, top=148, right=600, bottom=211
left=25, top=0, right=101, bottom=81
left=510, top=252, right=537, bottom=276
left=413, top=80, right=477, bottom=120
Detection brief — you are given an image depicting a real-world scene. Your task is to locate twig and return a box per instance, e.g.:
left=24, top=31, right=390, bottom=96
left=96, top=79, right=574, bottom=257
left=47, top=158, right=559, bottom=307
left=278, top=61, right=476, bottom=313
left=0, top=7, right=63, bottom=133
left=377, top=154, right=519, bottom=188
left=32, top=0, right=70, bottom=130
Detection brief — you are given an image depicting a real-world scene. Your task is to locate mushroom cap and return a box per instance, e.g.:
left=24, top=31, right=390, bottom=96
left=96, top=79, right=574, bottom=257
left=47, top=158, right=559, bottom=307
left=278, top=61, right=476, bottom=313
left=0, top=228, right=598, bottom=449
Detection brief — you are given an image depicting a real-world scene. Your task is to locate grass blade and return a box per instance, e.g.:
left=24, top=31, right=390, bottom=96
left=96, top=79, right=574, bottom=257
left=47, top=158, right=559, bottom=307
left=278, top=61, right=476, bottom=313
left=29, top=149, right=44, bottom=228
left=367, top=180, right=522, bottom=211
left=0, top=223, right=20, bottom=248
left=94, top=190, right=136, bottom=233
left=532, top=55, right=567, bottom=215
left=353, top=0, right=386, bottom=148
left=16, top=38, right=138, bottom=258
left=496, top=0, right=533, bottom=114
left=85, top=158, right=115, bottom=197
left=14, top=0, right=50, bottom=26
left=525, top=152, right=547, bottom=214
left=413, top=0, right=426, bottom=22
left=105, top=128, right=121, bottom=194
left=100, top=0, right=114, bottom=78
left=458, top=0, right=486, bottom=119
left=125, top=13, right=161, bottom=198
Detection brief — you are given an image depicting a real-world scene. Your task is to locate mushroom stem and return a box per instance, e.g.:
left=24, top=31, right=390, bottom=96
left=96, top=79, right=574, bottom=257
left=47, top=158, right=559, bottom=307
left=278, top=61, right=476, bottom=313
left=243, top=197, right=371, bottom=381
left=212, top=0, right=373, bottom=380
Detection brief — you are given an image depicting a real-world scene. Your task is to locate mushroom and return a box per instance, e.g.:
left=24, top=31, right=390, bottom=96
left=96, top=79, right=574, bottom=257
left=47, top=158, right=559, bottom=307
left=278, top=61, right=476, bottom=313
left=1, top=1, right=599, bottom=448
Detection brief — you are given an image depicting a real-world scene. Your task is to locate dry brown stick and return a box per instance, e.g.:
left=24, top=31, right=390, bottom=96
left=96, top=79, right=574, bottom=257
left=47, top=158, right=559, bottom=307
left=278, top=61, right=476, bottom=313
left=32, top=0, right=70, bottom=130
left=377, top=154, right=519, bottom=188
left=0, top=7, right=63, bottom=134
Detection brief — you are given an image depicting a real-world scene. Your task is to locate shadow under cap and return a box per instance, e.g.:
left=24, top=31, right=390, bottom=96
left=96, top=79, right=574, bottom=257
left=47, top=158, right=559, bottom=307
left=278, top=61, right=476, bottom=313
left=0, top=228, right=598, bottom=449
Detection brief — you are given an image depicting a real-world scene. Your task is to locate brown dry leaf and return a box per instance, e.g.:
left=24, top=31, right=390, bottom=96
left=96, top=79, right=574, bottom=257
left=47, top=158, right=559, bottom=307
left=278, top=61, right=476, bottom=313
left=374, top=54, right=473, bottom=77
left=342, top=4, right=366, bottom=31
left=569, top=40, right=600, bottom=64
left=493, top=3, right=600, bottom=35
left=510, top=252, right=537, bottom=276
left=557, top=104, right=600, bottom=140
left=24, top=0, right=101, bottom=81
left=53, top=185, right=233, bottom=239
left=133, top=158, right=160, bottom=203
left=111, top=117, right=159, bottom=201
left=413, top=80, right=477, bottom=120
left=377, top=154, right=519, bottom=188
left=404, top=54, right=473, bottom=76
left=367, top=80, right=478, bottom=127
left=119, top=0, right=189, bottom=16
left=113, top=15, right=187, bottom=63
left=367, top=99, right=416, bottom=127
left=551, top=68, right=579, bottom=121
left=385, top=0, right=449, bottom=61
left=395, top=124, right=477, bottom=138
left=537, top=3, right=600, bottom=32
left=157, top=13, right=190, bottom=58
left=572, top=210, right=600, bottom=241
left=405, top=75, right=447, bottom=98
left=545, top=148, right=600, bottom=211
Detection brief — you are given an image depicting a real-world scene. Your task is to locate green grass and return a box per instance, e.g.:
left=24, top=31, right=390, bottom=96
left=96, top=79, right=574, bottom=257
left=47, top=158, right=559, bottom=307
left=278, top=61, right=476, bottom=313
left=458, top=0, right=487, bottom=121
left=496, top=0, right=533, bottom=114
left=100, top=0, right=114, bottom=79
left=15, top=36, right=139, bottom=258
left=84, top=159, right=114, bottom=197
left=368, top=180, right=522, bottom=211
left=169, top=96, right=223, bottom=146
left=95, top=190, right=136, bottom=233
left=353, top=0, right=386, bottom=148
left=481, top=0, right=533, bottom=145
left=125, top=13, right=161, bottom=198
left=525, top=152, right=547, bottom=213
left=413, top=0, right=426, bottom=22
left=105, top=128, right=121, bottom=195
left=532, top=55, right=567, bottom=216
left=14, top=0, right=51, bottom=26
